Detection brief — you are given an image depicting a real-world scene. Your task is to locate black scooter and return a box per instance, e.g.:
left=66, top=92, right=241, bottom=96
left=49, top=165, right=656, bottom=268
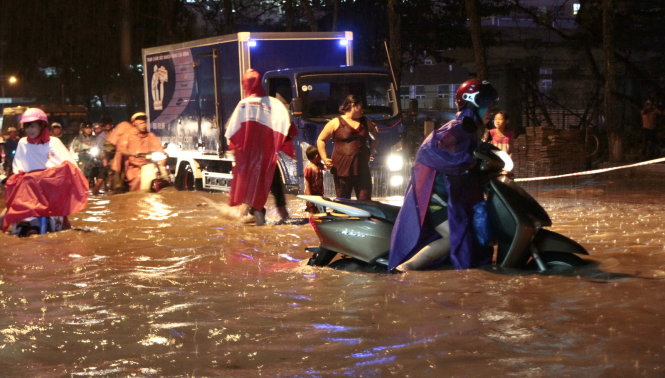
left=299, top=143, right=588, bottom=273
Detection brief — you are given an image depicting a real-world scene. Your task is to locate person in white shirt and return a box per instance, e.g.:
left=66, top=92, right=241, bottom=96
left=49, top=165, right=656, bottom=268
left=3, top=108, right=87, bottom=235
left=13, top=108, right=76, bottom=173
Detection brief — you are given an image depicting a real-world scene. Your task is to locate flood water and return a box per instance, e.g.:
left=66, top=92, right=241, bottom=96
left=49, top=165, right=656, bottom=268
left=1, top=168, right=664, bottom=376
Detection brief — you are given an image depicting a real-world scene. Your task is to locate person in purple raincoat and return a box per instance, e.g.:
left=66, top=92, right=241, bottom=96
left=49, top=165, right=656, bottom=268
left=389, top=79, right=499, bottom=271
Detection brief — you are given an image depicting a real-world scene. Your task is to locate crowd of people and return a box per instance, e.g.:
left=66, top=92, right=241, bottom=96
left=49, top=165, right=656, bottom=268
left=220, top=70, right=503, bottom=272
left=0, top=73, right=508, bottom=269
left=0, top=108, right=167, bottom=235
left=3, top=71, right=660, bottom=273
left=222, top=71, right=379, bottom=225
left=1, top=111, right=167, bottom=194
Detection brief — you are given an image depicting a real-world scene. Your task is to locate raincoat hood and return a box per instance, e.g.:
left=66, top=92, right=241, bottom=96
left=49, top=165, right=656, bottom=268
left=27, top=125, right=51, bottom=145
left=242, top=69, right=266, bottom=98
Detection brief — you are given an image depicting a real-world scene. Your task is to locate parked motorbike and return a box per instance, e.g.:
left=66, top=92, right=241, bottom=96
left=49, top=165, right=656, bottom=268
left=298, top=143, right=589, bottom=273
left=138, top=151, right=171, bottom=192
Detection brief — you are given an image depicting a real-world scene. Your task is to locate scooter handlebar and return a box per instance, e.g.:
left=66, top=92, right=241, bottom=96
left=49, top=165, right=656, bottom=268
left=134, top=151, right=168, bottom=161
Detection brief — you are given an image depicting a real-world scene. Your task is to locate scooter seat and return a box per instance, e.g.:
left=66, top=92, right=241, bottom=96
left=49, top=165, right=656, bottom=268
left=333, top=198, right=400, bottom=224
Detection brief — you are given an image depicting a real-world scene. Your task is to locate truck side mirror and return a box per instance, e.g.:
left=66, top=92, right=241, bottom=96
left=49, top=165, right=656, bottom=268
left=409, top=99, right=419, bottom=116
left=291, top=97, right=303, bottom=116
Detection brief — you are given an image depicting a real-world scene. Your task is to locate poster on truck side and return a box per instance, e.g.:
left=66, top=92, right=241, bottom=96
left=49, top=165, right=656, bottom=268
left=144, top=42, right=241, bottom=155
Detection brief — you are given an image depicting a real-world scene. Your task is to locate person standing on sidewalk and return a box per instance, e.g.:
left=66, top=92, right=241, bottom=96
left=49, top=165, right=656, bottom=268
left=641, top=100, right=662, bottom=159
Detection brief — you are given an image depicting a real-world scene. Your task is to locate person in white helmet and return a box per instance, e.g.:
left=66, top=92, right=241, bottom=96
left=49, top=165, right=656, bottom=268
left=50, top=122, right=64, bottom=139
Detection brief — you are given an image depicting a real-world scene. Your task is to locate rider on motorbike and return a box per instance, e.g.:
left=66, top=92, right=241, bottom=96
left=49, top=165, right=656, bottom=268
left=69, top=121, right=102, bottom=186
left=2, top=108, right=88, bottom=235
left=122, top=112, right=168, bottom=192
left=389, top=79, right=499, bottom=271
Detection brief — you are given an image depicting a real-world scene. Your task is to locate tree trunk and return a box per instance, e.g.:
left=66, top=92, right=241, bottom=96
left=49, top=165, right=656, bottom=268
left=283, top=0, right=294, bottom=31
left=603, top=0, right=621, bottom=161
left=301, top=0, right=318, bottom=31
left=329, top=0, right=339, bottom=31
left=386, top=0, right=402, bottom=89
left=119, top=0, right=132, bottom=70
left=119, top=0, right=136, bottom=113
left=223, top=0, right=234, bottom=33
left=464, top=0, right=487, bottom=80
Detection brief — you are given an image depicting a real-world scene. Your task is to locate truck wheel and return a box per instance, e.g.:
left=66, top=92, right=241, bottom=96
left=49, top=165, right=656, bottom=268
left=175, top=163, right=201, bottom=191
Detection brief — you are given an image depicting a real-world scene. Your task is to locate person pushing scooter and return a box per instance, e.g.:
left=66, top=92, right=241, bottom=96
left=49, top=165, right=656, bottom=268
left=389, top=79, right=499, bottom=271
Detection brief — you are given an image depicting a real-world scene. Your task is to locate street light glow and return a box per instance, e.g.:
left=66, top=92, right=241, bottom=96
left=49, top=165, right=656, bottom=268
left=7, top=75, right=18, bottom=85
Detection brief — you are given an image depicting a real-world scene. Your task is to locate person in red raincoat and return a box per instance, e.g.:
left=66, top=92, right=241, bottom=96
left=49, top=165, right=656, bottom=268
left=2, top=108, right=88, bottom=234
left=121, top=112, right=166, bottom=192
left=224, top=69, right=297, bottom=225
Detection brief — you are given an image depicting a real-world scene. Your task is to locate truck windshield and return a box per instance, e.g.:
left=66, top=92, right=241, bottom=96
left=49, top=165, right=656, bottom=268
left=298, top=73, right=397, bottom=121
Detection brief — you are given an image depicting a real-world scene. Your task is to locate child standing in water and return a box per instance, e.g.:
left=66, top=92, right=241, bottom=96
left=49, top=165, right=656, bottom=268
left=303, top=145, right=325, bottom=214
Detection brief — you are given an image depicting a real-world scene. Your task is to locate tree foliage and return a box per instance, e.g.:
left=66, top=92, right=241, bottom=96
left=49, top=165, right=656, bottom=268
left=0, top=0, right=662, bottom=140
left=0, top=0, right=194, bottom=109
left=0, top=0, right=475, bottom=107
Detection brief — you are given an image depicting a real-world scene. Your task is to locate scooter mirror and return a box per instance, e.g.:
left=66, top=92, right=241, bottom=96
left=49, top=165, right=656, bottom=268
left=475, top=142, right=512, bottom=174
left=291, top=97, right=303, bottom=116
left=493, top=149, right=513, bottom=172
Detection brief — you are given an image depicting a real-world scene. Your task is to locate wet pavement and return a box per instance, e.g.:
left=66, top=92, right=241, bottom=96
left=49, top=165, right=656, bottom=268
left=0, top=168, right=664, bottom=376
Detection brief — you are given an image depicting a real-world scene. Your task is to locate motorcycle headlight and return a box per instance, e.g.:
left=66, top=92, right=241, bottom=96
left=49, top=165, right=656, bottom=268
left=89, top=147, right=100, bottom=157
left=386, top=154, right=404, bottom=172
left=164, top=143, right=180, bottom=154
left=148, top=152, right=167, bottom=161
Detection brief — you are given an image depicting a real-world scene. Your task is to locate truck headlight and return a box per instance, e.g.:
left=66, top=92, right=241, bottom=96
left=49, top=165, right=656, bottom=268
left=389, top=175, right=404, bottom=187
left=386, top=154, right=404, bottom=172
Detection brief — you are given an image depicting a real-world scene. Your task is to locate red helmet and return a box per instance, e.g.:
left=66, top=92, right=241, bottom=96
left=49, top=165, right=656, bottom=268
left=455, top=79, right=498, bottom=110
left=20, top=108, right=48, bottom=124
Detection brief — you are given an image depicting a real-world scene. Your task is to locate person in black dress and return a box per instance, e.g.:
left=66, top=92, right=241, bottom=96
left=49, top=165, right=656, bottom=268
left=316, top=94, right=379, bottom=200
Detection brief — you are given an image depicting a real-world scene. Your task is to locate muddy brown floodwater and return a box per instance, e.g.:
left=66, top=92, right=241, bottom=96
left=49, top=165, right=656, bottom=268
left=1, top=168, right=664, bottom=376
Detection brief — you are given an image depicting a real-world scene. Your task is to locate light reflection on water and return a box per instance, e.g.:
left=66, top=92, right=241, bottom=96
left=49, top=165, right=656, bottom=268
left=0, top=170, right=664, bottom=375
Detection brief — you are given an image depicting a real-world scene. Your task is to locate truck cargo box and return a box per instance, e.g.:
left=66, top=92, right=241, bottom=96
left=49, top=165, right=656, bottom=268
left=142, top=31, right=353, bottom=155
